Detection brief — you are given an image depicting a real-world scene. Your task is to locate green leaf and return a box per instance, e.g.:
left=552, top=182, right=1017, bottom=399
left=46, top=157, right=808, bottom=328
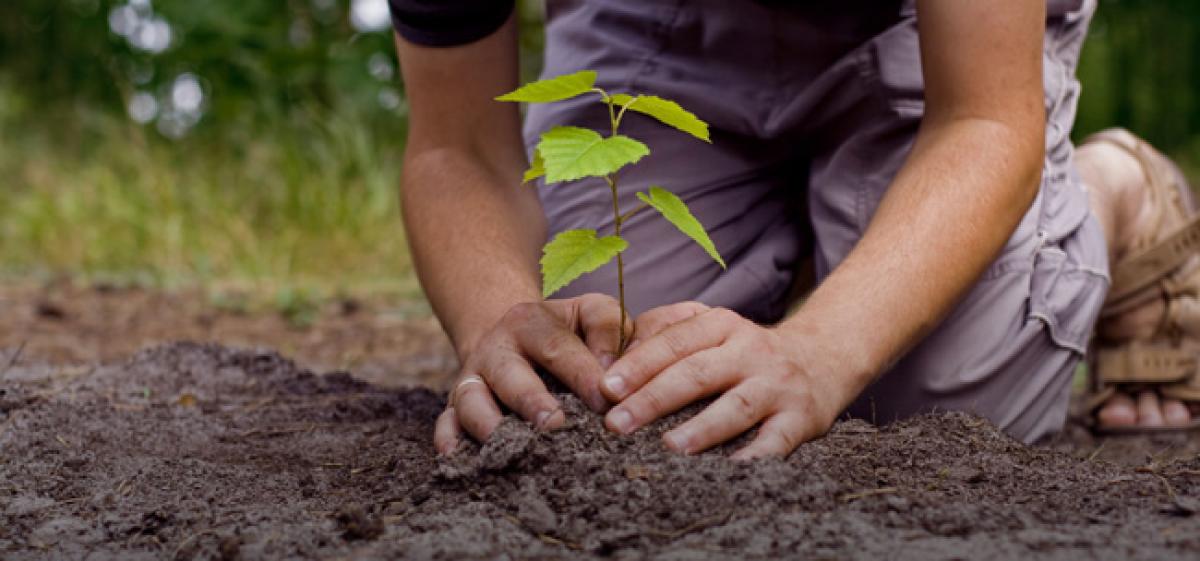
left=540, top=229, right=627, bottom=297
left=523, top=149, right=545, bottom=184
left=637, top=187, right=725, bottom=268
left=495, top=70, right=597, bottom=103
left=537, top=126, right=649, bottom=183
left=610, top=94, right=710, bottom=143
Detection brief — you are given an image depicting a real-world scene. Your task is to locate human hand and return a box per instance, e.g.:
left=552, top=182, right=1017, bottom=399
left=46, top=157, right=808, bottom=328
left=434, top=293, right=628, bottom=455
left=599, top=302, right=851, bottom=459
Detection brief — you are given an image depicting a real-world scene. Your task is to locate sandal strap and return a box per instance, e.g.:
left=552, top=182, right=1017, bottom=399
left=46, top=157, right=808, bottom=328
left=1162, top=379, right=1200, bottom=402
left=1084, top=130, right=1200, bottom=308
left=1096, top=343, right=1195, bottom=384
left=1107, top=217, right=1200, bottom=307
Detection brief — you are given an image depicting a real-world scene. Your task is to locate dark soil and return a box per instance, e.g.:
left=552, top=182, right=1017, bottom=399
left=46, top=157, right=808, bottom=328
left=3, top=343, right=1200, bottom=560
left=0, top=282, right=457, bottom=389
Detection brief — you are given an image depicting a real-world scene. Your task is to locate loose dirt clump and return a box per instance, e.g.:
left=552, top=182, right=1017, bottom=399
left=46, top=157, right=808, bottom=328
left=2, top=343, right=1200, bottom=560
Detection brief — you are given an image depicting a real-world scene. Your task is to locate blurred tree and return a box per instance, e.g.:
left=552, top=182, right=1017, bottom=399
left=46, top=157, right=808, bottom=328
left=1074, top=0, right=1200, bottom=167
left=0, top=1, right=1194, bottom=164
left=0, top=0, right=404, bottom=145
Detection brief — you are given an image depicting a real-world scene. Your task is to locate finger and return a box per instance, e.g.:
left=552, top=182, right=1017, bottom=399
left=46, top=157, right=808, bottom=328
left=605, top=347, right=735, bottom=435
left=454, top=374, right=506, bottom=443
left=660, top=380, right=775, bottom=455
left=514, top=305, right=609, bottom=411
left=630, top=301, right=711, bottom=348
left=479, top=350, right=566, bottom=429
left=601, top=307, right=736, bottom=402
left=731, top=410, right=816, bottom=460
left=573, top=293, right=631, bottom=368
left=433, top=406, right=462, bottom=455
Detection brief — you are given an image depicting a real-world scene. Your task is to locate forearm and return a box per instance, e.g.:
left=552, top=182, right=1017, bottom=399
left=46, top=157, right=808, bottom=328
left=402, top=150, right=546, bottom=359
left=778, top=118, right=1043, bottom=406
left=394, top=17, right=547, bottom=360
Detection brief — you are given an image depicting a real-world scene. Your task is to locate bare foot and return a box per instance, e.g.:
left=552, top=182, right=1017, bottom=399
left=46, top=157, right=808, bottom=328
left=1096, top=390, right=1191, bottom=429
left=1077, top=131, right=1194, bottom=430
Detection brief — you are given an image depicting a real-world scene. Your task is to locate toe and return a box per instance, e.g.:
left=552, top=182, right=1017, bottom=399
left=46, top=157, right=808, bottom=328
left=1096, top=392, right=1138, bottom=428
left=1162, top=398, right=1192, bottom=427
left=1136, top=390, right=1166, bottom=427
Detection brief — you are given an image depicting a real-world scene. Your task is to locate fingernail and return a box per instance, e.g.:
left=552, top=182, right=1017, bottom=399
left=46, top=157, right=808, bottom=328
left=664, top=430, right=690, bottom=454
left=607, top=408, right=634, bottom=434
left=535, top=410, right=553, bottom=430
left=599, top=352, right=615, bottom=370
left=603, top=375, right=627, bottom=398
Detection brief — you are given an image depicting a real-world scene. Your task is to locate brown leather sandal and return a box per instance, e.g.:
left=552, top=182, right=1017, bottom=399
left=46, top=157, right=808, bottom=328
left=1085, top=128, right=1200, bottom=432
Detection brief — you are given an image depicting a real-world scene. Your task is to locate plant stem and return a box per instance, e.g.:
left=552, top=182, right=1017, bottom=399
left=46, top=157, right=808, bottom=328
left=599, top=89, right=618, bottom=136
left=607, top=174, right=628, bottom=356
left=600, top=90, right=635, bottom=356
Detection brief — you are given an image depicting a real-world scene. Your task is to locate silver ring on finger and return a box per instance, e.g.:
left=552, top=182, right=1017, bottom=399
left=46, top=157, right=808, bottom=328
left=452, top=375, right=485, bottom=406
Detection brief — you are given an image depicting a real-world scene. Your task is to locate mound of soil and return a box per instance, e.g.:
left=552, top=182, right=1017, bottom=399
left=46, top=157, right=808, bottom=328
left=2, top=343, right=1200, bottom=560
left=0, top=282, right=456, bottom=389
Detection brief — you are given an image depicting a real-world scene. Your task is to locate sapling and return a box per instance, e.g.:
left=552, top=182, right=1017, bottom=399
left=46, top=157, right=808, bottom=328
left=496, top=70, right=726, bottom=355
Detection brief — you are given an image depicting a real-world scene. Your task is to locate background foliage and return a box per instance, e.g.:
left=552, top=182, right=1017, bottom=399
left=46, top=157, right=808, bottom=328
left=1075, top=0, right=1200, bottom=178
left=0, top=0, right=1194, bottom=297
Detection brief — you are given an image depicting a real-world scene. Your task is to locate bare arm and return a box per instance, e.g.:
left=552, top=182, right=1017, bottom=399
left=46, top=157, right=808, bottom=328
left=396, top=16, right=543, bottom=358
left=779, top=0, right=1047, bottom=401
left=396, top=17, right=624, bottom=453
left=600, top=0, right=1047, bottom=457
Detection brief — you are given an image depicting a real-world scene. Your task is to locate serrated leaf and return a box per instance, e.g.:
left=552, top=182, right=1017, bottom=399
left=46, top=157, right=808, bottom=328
left=496, top=70, right=597, bottom=103
left=637, top=187, right=725, bottom=268
left=523, top=149, right=545, bottom=184
left=541, top=229, right=627, bottom=297
left=537, top=126, right=649, bottom=183
left=610, top=94, right=710, bottom=143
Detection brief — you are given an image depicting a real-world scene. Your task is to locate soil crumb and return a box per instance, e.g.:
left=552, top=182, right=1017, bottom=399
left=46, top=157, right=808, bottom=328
left=2, top=343, right=1200, bottom=560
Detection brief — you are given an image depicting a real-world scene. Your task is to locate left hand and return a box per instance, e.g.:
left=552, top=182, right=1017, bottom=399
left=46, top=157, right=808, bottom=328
left=599, top=302, right=851, bottom=459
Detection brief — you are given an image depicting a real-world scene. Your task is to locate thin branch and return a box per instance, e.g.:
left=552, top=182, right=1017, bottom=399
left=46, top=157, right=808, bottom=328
left=613, top=95, right=642, bottom=131
left=618, top=201, right=649, bottom=225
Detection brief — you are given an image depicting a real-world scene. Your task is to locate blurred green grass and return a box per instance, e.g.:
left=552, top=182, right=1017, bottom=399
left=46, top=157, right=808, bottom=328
left=0, top=87, right=416, bottom=300
left=0, top=0, right=548, bottom=304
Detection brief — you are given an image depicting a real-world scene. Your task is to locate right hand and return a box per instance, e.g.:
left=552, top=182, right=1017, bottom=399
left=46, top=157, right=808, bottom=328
left=434, top=293, right=630, bottom=454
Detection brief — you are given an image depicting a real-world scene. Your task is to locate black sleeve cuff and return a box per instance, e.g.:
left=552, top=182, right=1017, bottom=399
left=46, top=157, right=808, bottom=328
left=389, top=0, right=516, bottom=47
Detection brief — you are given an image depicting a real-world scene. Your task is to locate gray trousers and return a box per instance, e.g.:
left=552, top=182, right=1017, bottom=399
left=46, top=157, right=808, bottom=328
left=524, top=0, right=1108, bottom=443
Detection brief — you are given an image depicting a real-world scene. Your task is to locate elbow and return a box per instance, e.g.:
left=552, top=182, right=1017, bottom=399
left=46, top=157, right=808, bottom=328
left=927, top=101, right=1046, bottom=212
left=965, top=114, right=1045, bottom=212
left=1015, top=118, right=1044, bottom=211
left=996, top=95, right=1046, bottom=210
left=399, top=145, right=486, bottom=202
left=398, top=146, right=444, bottom=215
left=401, top=146, right=457, bottom=192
